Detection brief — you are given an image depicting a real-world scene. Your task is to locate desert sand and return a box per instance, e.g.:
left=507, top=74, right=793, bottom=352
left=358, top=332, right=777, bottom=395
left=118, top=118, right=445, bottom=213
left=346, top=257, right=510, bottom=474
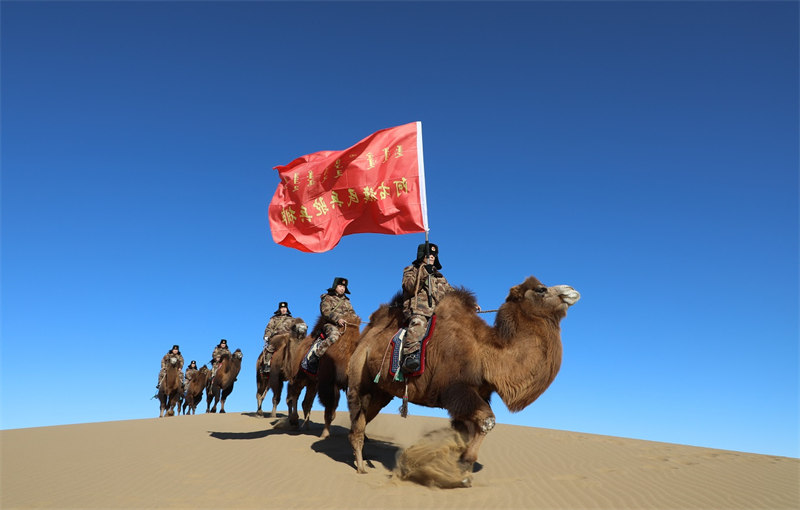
left=2, top=410, right=797, bottom=509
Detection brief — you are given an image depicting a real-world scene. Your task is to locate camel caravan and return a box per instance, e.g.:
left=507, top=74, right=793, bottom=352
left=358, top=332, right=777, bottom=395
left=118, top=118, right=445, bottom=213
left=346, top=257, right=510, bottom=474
left=153, top=242, right=581, bottom=480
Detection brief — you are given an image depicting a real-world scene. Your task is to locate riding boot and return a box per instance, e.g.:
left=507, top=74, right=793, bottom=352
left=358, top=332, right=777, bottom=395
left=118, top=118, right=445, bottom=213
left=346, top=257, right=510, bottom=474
left=261, top=350, right=272, bottom=374
left=301, top=338, right=324, bottom=373
left=401, top=350, right=421, bottom=373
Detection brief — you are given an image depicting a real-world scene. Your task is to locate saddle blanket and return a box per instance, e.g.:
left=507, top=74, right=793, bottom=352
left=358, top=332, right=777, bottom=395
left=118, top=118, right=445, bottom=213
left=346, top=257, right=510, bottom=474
left=389, top=315, right=437, bottom=379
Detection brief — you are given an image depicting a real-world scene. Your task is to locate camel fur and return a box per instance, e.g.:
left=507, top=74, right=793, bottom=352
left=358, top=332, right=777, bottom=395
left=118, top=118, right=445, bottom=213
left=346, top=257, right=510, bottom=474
left=256, top=318, right=308, bottom=417
left=347, top=276, right=580, bottom=473
left=182, top=366, right=209, bottom=415
left=206, top=348, right=243, bottom=414
left=285, top=312, right=361, bottom=437
left=158, top=356, right=182, bottom=418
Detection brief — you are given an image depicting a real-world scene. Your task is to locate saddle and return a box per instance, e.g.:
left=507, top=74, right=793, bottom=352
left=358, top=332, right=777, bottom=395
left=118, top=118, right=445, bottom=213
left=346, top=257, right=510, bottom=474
left=389, top=315, right=437, bottom=380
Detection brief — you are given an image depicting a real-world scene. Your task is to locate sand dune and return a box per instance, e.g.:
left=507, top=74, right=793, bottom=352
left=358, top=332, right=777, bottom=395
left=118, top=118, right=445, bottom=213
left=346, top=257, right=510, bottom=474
left=2, top=411, right=797, bottom=509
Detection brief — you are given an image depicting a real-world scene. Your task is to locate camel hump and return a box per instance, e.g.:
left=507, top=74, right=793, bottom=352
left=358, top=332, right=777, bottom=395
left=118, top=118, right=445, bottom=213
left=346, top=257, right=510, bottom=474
left=441, top=286, right=478, bottom=310
left=219, top=351, right=231, bottom=362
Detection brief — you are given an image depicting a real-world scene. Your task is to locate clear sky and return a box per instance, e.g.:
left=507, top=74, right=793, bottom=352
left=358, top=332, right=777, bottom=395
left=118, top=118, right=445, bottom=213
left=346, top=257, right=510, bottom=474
left=2, top=1, right=797, bottom=458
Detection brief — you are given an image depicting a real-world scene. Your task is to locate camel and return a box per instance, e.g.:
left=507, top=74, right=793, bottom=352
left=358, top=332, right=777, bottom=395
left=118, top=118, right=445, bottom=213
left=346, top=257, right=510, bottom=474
left=347, top=276, right=580, bottom=473
left=158, top=356, right=182, bottom=418
left=206, top=348, right=243, bottom=413
left=182, top=366, right=209, bottom=415
left=256, top=318, right=308, bottom=417
left=285, top=312, right=361, bottom=437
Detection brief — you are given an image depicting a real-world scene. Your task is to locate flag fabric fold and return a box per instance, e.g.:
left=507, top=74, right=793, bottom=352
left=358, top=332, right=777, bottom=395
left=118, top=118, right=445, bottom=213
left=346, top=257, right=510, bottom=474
left=268, top=121, right=427, bottom=253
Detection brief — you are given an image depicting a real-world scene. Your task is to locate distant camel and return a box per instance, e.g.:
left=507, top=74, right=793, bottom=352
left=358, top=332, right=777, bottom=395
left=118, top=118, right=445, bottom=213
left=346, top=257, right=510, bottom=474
left=347, top=276, right=580, bottom=473
left=183, top=366, right=209, bottom=415
left=285, top=312, right=361, bottom=437
left=256, top=318, right=308, bottom=417
left=206, top=349, right=243, bottom=413
left=158, top=356, right=182, bottom=418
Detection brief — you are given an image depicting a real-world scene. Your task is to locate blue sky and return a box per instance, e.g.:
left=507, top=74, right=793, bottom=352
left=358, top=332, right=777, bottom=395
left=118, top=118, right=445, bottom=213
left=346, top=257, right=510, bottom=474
left=2, top=2, right=797, bottom=458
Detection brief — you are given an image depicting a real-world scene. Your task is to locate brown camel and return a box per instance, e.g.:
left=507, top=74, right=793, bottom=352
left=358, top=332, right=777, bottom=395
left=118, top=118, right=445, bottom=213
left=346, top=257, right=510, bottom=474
left=158, top=356, right=182, bottom=418
left=285, top=311, right=361, bottom=437
left=347, top=276, right=580, bottom=473
left=256, top=317, right=308, bottom=417
left=206, top=348, right=243, bottom=413
left=182, top=366, right=209, bottom=415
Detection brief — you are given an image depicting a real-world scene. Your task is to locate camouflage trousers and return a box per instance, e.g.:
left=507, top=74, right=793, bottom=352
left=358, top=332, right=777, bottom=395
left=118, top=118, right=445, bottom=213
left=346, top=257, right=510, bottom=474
left=403, top=313, right=429, bottom=355
left=312, top=323, right=342, bottom=357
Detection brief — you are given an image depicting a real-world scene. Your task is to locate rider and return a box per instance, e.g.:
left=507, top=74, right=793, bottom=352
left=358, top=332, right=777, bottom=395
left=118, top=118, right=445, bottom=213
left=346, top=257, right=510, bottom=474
left=302, top=277, right=354, bottom=373
left=183, top=360, right=198, bottom=393
left=156, top=344, right=185, bottom=391
left=400, top=242, right=454, bottom=373
left=260, top=301, right=294, bottom=374
left=210, top=339, right=229, bottom=381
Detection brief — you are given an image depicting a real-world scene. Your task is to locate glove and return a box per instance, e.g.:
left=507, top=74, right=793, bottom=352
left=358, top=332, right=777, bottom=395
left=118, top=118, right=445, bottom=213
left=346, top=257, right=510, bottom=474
left=424, top=264, right=436, bottom=273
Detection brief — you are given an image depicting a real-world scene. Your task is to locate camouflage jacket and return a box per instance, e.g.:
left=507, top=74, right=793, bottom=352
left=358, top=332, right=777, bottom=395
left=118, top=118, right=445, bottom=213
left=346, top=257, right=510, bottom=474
left=161, top=352, right=184, bottom=371
left=263, top=314, right=295, bottom=340
left=185, top=367, right=198, bottom=381
left=320, top=292, right=354, bottom=325
left=211, top=346, right=229, bottom=365
left=402, top=263, right=454, bottom=317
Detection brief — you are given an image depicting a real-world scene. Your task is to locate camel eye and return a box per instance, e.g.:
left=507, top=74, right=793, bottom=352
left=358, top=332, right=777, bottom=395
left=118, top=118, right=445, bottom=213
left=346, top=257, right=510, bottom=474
left=535, top=287, right=547, bottom=294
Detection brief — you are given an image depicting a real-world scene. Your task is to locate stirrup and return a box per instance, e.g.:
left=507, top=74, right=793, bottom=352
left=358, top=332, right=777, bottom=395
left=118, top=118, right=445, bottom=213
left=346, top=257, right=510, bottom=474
left=401, top=351, right=420, bottom=373
left=301, top=351, right=319, bottom=373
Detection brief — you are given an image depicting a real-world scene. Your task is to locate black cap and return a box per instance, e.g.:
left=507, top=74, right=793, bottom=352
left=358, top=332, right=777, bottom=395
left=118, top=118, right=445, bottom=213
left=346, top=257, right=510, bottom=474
left=328, top=277, right=350, bottom=294
left=414, top=242, right=442, bottom=269
left=274, top=301, right=291, bottom=315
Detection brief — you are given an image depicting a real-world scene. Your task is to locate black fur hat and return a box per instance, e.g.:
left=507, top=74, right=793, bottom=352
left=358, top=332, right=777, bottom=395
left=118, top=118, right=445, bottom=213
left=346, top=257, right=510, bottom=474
left=273, top=301, right=292, bottom=316
left=327, top=277, right=351, bottom=294
left=414, top=242, right=442, bottom=269
left=217, top=339, right=228, bottom=348
left=171, top=344, right=180, bottom=351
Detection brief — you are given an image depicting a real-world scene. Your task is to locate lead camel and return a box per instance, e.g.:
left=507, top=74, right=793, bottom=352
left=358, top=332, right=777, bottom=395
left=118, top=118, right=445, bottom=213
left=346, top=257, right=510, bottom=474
left=347, top=276, right=580, bottom=473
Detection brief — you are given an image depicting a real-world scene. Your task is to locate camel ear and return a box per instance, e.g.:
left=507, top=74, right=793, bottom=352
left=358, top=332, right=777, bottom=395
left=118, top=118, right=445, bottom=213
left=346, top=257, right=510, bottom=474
left=507, top=284, right=524, bottom=301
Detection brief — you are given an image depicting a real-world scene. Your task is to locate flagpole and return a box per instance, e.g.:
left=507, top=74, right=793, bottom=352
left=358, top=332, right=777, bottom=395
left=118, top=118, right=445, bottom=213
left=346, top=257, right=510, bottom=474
left=416, top=121, right=429, bottom=237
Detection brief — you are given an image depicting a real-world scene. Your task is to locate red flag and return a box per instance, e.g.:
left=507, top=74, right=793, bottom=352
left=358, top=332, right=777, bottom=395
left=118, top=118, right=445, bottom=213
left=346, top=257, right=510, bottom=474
left=268, top=122, right=428, bottom=253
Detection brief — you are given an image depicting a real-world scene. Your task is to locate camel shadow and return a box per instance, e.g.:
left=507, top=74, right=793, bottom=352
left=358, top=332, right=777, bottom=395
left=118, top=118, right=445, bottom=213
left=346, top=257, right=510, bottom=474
left=311, top=433, right=400, bottom=472
left=208, top=413, right=337, bottom=441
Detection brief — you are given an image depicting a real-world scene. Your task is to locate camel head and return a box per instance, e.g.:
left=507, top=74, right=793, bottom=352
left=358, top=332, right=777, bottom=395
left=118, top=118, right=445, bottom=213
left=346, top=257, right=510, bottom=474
left=506, top=276, right=580, bottom=320
left=233, top=349, right=243, bottom=360
left=292, top=320, right=308, bottom=339
left=169, top=356, right=179, bottom=366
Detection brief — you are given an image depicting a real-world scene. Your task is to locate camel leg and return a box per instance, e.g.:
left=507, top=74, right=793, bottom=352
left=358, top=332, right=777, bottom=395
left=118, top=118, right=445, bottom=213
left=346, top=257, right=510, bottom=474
left=348, top=390, right=393, bottom=473
left=320, top=385, right=340, bottom=440
left=300, top=384, right=316, bottom=430
left=443, top=385, right=496, bottom=465
left=220, top=385, right=233, bottom=414
left=270, top=378, right=282, bottom=418
left=285, top=382, right=301, bottom=427
left=256, top=379, right=266, bottom=416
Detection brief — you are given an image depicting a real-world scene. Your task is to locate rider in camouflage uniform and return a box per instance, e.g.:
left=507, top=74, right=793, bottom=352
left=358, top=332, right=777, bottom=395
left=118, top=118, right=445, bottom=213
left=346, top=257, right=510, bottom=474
left=303, top=277, right=354, bottom=372
left=183, top=360, right=198, bottom=393
left=210, top=339, right=229, bottom=381
left=400, top=243, right=454, bottom=373
left=260, top=301, right=294, bottom=374
left=156, top=344, right=185, bottom=390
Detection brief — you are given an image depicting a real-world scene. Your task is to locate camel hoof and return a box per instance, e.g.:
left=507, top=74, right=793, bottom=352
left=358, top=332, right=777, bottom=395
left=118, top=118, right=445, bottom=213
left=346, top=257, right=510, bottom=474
left=257, top=409, right=263, bottom=417
left=320, top=429, right=330, bottom=440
